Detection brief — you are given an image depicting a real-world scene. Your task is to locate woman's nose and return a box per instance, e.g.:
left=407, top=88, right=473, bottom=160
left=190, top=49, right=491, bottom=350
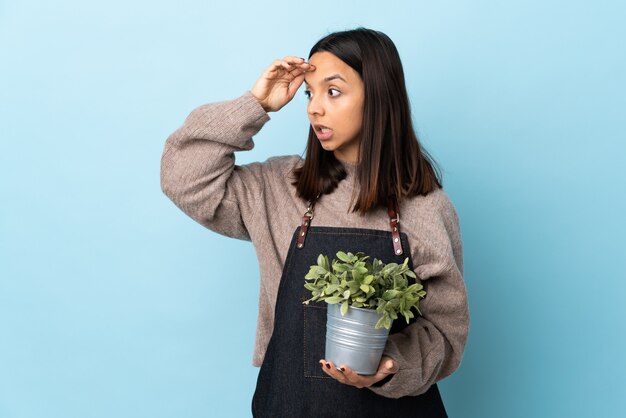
left=307, top=96, right=324, bottom=116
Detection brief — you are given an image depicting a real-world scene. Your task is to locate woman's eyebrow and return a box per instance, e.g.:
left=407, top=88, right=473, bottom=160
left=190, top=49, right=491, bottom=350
left=304, top=73, right=347, bottom=86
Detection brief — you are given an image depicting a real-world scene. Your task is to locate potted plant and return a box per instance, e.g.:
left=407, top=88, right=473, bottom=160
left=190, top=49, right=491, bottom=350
left=303, top=251, right=427, bottom=375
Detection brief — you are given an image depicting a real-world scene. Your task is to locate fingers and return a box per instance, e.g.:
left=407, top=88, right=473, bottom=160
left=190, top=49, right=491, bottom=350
left=319, top=358, right=397, bottom=389
left=252, top=55, right=315, bottom=111
left=336, top=364, right=363, bottom=387
left=284, top=55, right=306, bottom=63
left=287, top=72, right=305, bottom=98
left=341, top=364, right=390, bottom=389
left=319, top=360, right=347, bottom=382
left=268, top=57, right=313, bottom=99
left=319, top=360, right=370, bottom=389
left=282, top=56, right=313, bottom=68
left=268, top=57, right=315, bottom=76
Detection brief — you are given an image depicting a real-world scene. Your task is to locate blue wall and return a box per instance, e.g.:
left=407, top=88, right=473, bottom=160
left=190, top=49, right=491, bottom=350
left=1, top=1, right=624, bottom=417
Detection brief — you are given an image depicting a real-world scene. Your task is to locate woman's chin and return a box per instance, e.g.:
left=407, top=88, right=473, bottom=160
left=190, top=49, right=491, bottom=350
left=319, top=142, right=336, bottom=152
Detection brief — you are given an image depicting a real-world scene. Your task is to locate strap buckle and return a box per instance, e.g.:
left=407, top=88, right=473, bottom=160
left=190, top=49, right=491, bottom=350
left=303, top=200, right=315, bottom=220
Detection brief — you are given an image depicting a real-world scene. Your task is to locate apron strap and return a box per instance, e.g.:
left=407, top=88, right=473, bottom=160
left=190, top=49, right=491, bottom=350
left=296, top=195, right=404, bottom=255
left=387, top=196, right=404, bottom=256
left=296, top=199, right=315, bottom=249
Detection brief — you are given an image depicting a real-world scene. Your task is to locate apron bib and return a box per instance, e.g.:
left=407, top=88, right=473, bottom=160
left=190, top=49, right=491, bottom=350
left=252, top=201, right=448, bottom=418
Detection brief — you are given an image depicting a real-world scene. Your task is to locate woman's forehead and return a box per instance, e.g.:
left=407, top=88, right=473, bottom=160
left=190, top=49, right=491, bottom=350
left=304, top=73, right=348, bottom=86
left=305, top=52, right=357, bottom=86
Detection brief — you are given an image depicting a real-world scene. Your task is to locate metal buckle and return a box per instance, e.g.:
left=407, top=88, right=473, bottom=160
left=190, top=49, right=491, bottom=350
left=304, top=199, right=316, bottom=220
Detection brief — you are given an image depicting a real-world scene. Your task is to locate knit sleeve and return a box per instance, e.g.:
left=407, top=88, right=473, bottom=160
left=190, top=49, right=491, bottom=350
left=160, top=91, right=271, bottom=240
left=368, top=189, right=469, bottom=398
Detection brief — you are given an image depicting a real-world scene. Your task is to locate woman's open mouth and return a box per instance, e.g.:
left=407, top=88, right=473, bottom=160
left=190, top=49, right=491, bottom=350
left=314, top=124, right=334, bottom=141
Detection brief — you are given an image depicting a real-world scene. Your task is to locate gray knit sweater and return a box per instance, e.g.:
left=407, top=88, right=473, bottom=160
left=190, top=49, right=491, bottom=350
left=160, top=91, right=469, bottom=398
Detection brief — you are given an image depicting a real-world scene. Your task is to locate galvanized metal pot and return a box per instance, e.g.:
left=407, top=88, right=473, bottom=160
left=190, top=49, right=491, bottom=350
left=325, top=303, right=392, bottom=375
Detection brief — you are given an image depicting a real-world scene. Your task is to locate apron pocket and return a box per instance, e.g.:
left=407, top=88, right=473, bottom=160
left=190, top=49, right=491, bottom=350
left=303, top=303, right=331, bottom=379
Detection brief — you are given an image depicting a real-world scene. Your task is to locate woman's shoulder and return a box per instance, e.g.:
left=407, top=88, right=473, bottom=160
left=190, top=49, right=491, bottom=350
left=405, top=187, right=455, bottom=210
left=403, top=187, right=460, bottom=226
left=400, top=187, right=463, bottom=255
left=264, top=154, right=304, bottom=173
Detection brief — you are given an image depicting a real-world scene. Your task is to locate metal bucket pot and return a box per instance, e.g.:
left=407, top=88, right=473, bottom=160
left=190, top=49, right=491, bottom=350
left=325, top=303, right=392, bottom=375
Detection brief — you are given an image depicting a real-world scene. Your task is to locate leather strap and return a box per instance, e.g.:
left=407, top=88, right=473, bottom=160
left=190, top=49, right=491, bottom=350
left=296, top=200, right=315, bottom=249
left=296, top=196, right=403, bottom=254
left=387, top=196, right=403, bottom=256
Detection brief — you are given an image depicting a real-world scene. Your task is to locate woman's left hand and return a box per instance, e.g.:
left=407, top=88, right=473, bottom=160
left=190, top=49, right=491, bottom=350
left=319, top=356, right=398, bottom=388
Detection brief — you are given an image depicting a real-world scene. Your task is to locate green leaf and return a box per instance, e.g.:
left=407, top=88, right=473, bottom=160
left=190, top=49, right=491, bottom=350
left=343, top=290, right=351, bottom=299
left=375, top=315, right=386, bottom=329
left=333, top=264, right=350, bottom=273
left=354, top=266, right=368, bottom=274
left=341, top=301, right=349, bottom=316
left=312, top=266, right=328, bottom=276
left=360, top=284, right=370, bottom=293
left=324, top=284, right=339, bottom=294
left=376, top=301, right=387, bottom=315
left=382, top=290, right=399, bottom=301
left=384, top=316, right=392, bottom=329
left=336, top=251, right=352, bottom=263
left=325, top=296, right=343, bottom=304
left=402, top=310, right=414, bottom=323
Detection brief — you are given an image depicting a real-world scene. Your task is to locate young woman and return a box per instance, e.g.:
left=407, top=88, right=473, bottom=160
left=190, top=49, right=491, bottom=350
left=161, top=28, right=469, bottom=417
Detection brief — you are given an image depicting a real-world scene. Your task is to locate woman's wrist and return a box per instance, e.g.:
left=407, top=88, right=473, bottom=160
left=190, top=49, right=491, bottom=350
left=370, top=373, right=394, bottom=387
left=249, top=90, right=270, bottom=112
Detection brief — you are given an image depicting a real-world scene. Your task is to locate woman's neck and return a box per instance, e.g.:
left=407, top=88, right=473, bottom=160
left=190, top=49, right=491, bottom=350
left=339, top=158, right=358, bottom=178
left=334, top=153, right=359, bottom=167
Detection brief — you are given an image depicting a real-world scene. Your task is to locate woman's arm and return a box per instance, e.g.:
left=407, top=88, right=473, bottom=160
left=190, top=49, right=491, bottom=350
left=367, top=190, right=470, bottom=398
left=160, top=57, right=315, bottom=239
left=160, top=92, right=271, bottom=240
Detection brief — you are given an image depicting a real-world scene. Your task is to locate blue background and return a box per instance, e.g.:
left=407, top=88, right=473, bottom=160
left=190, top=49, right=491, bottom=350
left=1, top=1, right=625, bottom=417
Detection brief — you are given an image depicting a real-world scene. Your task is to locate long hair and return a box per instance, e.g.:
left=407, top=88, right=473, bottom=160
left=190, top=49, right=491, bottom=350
left=292, top=27, right=442, bottom=214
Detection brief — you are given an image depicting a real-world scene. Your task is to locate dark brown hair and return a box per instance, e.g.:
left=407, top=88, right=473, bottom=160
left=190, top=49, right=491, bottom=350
left=292, top=27, right=442, bottom=214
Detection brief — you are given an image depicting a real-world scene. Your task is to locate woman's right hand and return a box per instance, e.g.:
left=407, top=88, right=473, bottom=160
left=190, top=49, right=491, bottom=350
left=250, top=56, right=316, bottom=113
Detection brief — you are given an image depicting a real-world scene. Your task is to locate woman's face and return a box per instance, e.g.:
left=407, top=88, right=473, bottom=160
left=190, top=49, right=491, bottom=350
left=304, top=51, right=365, bottom=164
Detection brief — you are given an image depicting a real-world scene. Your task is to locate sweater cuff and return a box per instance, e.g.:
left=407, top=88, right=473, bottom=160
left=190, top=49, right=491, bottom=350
left=223, top=90, right=271, bottom=134
left=366, top=336, right=422, bottom=398
left=367, top=367, right=422, bottom=398
left=370, top=373, right=393, bottom=387
left=241, top=90, right=270, bottom=118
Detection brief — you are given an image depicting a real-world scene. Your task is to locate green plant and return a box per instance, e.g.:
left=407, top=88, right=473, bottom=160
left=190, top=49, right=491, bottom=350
left=303, top=251, right=427, bottom=329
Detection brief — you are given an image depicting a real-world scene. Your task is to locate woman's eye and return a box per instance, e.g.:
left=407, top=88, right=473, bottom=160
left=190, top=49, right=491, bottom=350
left=328, top=88, right=341, bottom=97
left=304, top=88, right=341, bottom=99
